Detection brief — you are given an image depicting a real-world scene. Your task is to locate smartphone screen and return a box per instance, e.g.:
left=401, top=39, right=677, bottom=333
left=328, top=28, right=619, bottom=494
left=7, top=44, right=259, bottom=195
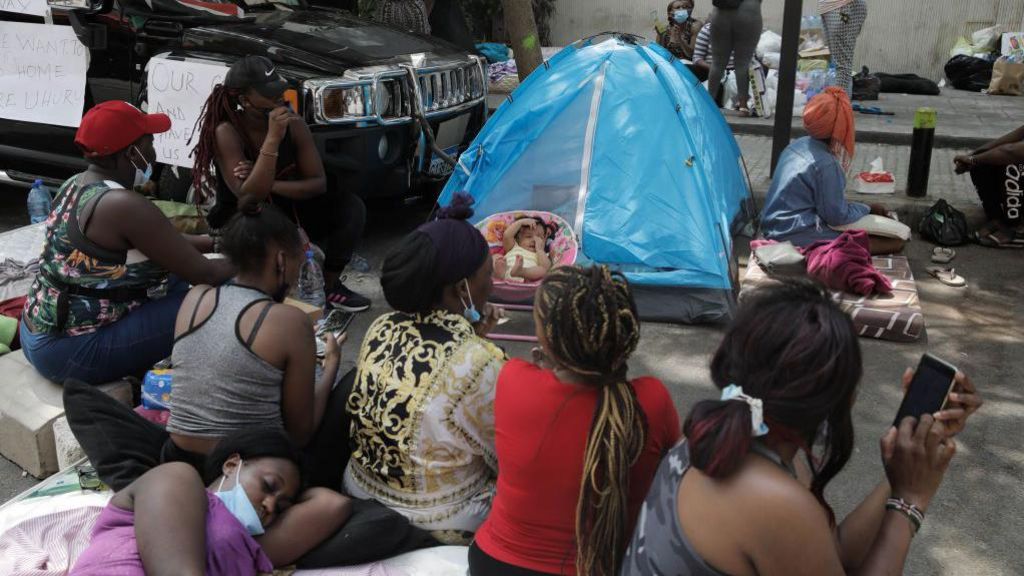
left=893, top=354, right=957, bottom=427
left=318, top=309, right=354, bottom=337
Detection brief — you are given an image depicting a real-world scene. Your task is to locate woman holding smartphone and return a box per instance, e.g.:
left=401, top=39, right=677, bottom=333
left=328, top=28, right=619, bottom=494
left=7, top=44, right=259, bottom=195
left=622, top=280, right=982, bottom=575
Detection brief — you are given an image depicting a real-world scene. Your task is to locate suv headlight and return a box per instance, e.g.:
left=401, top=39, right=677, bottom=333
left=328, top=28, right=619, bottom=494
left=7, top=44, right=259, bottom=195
left=321, top=85, right=373, bottom=121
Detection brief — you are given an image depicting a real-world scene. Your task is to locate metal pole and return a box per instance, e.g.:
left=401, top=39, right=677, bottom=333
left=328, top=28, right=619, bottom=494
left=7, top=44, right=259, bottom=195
left=771, top=0, right=804, bottom=175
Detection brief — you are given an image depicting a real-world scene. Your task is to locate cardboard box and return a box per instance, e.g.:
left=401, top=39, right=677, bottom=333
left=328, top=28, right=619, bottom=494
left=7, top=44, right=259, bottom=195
left=285, top=297, right=323, bottom=323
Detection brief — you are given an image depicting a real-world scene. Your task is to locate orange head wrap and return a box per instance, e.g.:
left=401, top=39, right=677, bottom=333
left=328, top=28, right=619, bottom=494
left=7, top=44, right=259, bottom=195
left=803, top=87, right=855, bottom=171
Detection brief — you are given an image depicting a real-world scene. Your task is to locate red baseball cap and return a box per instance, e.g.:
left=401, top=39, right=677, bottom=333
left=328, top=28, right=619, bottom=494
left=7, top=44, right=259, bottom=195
left=75, top=101, right=172, bottom=157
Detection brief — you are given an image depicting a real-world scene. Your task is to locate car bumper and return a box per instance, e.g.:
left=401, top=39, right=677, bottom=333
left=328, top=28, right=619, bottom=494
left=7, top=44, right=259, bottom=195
left=309, top=102, right=486, bottom=200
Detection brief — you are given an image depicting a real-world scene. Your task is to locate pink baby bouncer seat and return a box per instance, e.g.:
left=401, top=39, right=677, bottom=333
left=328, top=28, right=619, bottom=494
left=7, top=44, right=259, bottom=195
left=476, top=210, right=580, bottom=304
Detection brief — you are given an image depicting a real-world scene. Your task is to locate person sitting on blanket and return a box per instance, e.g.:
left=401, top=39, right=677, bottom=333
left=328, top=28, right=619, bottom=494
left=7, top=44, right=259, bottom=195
left=470, top=266, right=680, bottom=576
left=494, top=217, right=553, bottom=282
left=345, top=193, right=505, bottom=545
left=621, top=280, right=982, bottom=576
left=70, top=427, right=351, bottom=576
left=761, top=87, right=905, bottom=255
left=167, top=204, right=350, bottom=489
left=19, top=101, right=234, bottom=386
left=954, top=124, right=1024, bottom=247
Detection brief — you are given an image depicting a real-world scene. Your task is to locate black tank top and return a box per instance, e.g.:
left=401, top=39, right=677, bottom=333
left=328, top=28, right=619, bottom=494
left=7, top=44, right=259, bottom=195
left=206, top=124, right=298, bottom=229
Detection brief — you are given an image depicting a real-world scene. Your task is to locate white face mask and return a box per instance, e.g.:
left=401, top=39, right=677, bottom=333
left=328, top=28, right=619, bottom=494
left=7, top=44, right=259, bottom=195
left=130, top=145, right=153, bottom=189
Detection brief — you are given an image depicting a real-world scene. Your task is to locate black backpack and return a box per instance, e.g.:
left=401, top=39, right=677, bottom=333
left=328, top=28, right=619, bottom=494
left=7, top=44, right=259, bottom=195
left=918, top=200, right=969, bottom=246
left=713, top=0, right=743, bottom=9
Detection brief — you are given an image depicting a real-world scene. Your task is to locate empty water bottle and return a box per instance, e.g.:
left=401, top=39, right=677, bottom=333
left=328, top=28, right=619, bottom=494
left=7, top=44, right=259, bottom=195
left=349, top=253, right=371, bottom=273
left=297, top=249, right=326, bottom=308
left=27, top=179, right=51, bottom=224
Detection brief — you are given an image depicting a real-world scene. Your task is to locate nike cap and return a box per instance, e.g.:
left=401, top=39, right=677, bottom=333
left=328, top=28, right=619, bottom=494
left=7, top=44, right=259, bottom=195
left=224, top=55, right=289, bottom=99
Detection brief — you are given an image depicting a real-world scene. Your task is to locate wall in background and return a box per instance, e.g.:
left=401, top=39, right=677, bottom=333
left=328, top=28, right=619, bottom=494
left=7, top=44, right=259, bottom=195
left=547, top=0, right=1024, bottom=80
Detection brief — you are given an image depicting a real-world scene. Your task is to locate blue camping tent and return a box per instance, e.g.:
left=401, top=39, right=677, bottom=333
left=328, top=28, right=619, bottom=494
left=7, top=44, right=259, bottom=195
left=439, top=34, right=753, bottom=323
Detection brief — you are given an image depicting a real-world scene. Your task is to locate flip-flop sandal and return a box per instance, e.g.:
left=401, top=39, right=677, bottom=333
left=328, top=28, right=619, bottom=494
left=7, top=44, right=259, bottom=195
left=927, top=267, right=967, bottom=287
left=930, top=247, right=956, bottom=264
left=978, top=229, right=1024, bottom=249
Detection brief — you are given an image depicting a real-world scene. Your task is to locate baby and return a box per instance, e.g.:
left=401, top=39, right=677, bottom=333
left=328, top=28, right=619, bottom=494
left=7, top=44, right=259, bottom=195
left=493, top=217, right=552, bottom=282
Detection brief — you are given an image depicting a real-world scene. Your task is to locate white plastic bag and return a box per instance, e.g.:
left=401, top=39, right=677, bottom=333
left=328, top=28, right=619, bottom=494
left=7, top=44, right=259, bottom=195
left=757, top=31, right=782, bottom=57
left=972, top=25, right=1003, bottom=53
left=762, top=52, right=781, bottom=70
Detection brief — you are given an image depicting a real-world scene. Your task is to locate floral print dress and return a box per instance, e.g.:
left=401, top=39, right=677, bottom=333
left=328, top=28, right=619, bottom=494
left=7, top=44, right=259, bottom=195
left=23, top=177, right=168, bottom=336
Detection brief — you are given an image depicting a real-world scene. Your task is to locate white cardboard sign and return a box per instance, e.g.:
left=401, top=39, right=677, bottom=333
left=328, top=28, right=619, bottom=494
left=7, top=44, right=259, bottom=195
left=147, top=57, right=228, bottom=169
left=0, top=0, right=48, bottom=17
left=0, top=22, right=89, bottom=127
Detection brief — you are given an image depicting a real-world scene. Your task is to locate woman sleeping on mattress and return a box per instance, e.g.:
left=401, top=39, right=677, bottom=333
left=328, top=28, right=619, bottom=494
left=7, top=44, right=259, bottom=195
left=493, top=217, right=554, bottom=282
left=70, top=428, right=351, bottom=576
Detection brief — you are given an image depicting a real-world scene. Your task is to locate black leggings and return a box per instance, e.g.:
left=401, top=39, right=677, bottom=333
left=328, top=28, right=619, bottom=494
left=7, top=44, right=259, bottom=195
left=468, top=542, right=556, bottom=576
left=970, top=163, right=1024, bottom=226
left=279, top=190, right=366, bottom=273
left=62, top=369, right=357, bottom=490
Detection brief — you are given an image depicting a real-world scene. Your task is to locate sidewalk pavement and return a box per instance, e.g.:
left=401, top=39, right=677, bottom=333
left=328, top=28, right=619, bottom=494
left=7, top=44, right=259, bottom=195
left=736, top=134, right=983, bottom=225
left=727, top=88, right=1024, bottom=149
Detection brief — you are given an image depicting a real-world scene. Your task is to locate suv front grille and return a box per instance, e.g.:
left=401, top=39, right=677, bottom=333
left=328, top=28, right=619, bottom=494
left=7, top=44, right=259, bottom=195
left=308, top=58, right=486, bottom=125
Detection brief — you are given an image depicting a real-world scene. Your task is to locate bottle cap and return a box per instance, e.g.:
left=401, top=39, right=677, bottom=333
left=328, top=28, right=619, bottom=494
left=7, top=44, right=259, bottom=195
left=305, top=250, right=314, bottom=259
left=33, top=179, right=43, bottom=186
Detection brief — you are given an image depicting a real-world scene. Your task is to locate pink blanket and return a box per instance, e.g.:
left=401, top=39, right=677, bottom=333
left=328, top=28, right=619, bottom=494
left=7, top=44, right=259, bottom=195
left=802, top=231, right=892, bottom=296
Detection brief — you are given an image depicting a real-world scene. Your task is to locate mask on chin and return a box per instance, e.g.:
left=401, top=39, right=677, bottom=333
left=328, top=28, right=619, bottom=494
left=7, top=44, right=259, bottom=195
left=215, top=460, right=266, bottom=536
left=130, top=146, right=153, bottom=189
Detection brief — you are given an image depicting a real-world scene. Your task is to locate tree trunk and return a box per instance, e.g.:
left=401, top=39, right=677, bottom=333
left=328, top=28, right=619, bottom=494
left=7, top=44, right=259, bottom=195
left=501, top=0, right=543, bottom=81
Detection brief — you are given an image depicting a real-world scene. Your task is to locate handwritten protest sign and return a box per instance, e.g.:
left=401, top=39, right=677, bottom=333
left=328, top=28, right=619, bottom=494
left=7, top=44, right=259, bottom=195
left=147, top=57, right=228, bottom=168
left=0, top=22, right=88, bottom=127
left=0, top=0, right=48, bottom=17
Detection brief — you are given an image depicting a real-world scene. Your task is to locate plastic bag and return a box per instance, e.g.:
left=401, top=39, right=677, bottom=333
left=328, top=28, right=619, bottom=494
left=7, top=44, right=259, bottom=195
left=757, top=31, right=782, bottom=57
left=950, top=37, right=974, bottom=58
left=852, top=67, right=881, bottom=101
left=972, top=25, right=1003, bottom=53
left=918, top=200, right=969, bottom=246
left=945, top=55, right=995, bottom=92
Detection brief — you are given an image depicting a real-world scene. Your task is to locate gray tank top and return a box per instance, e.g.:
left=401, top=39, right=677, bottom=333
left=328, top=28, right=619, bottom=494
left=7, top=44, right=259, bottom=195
left=167, top=285, right=285, bottom=438
left=620, top=442, right=795, bottom=576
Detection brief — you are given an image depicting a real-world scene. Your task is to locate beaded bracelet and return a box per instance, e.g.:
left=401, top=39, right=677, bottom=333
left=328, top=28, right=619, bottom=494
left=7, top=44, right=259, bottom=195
left=886, top=497, right=924, bottom=534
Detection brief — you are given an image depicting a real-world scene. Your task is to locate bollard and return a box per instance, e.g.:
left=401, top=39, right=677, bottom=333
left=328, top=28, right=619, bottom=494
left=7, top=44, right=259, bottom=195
left=907, top=108, right=936, bottom=198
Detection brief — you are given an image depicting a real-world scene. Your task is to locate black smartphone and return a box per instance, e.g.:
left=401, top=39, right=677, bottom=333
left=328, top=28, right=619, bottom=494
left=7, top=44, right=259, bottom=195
left=893, top=353, right=958, bottom=427
left=318, top=309, right=355, bottom=338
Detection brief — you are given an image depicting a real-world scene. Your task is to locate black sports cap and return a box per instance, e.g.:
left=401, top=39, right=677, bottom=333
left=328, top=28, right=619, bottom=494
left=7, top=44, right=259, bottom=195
left=224, top=55, right=289, bottom=98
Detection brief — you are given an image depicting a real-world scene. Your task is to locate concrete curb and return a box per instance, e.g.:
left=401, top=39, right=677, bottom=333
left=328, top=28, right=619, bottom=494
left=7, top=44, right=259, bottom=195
left=727, top=120, right=986, bottom=150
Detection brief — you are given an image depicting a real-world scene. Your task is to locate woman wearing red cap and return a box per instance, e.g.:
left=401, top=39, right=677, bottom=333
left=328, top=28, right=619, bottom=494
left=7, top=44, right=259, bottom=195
left=760, top=88, right=903, bottom=255
left=19, top=101, right=234, bottom=385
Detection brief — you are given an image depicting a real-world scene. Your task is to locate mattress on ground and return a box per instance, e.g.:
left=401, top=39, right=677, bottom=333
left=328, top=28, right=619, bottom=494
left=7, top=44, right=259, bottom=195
left=741, top=255, right=924, bottom=343
left=0, top=461, right=470, bottom=576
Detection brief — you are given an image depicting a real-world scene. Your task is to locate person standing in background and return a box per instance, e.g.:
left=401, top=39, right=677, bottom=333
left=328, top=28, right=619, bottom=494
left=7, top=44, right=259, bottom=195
left=657, top=1, right=705, bottom=77
left=820, top=0, right=868, bottom=96
left=376, top=0, right=433, bottom=35
left=707, top=0, right=762, bottom=115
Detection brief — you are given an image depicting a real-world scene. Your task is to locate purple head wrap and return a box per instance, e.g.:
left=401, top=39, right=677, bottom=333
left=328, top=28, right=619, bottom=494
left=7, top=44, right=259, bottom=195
left=417, top=193, right=489, bottom=286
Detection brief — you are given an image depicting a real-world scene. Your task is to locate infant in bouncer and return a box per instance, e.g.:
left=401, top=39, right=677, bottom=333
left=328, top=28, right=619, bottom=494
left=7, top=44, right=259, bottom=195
left=493, top=217, right=553, bottom=282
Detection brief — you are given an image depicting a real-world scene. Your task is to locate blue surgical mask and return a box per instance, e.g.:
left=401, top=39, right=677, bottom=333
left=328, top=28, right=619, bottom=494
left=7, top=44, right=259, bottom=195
left=130, top=145, right=153, bottom=189
left=460, top=279, right=481, bottom=323
left=673, top=9, right=689, bottom=23
left=215, top=460, right=265, bottom=536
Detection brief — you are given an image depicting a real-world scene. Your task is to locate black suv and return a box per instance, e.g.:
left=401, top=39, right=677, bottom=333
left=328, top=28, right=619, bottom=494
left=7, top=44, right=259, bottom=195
left=0, top=0, right=487, bottom=200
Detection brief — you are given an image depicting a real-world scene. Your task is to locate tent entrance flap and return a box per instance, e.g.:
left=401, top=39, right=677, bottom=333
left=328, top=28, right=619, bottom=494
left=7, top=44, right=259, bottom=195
left=574, top=61, right=609, bottom=243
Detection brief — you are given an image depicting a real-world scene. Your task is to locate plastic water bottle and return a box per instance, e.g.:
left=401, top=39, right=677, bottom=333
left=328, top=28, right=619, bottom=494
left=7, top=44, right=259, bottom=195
left=826, top=62, right=838, bottom=88
left=27, top=179, right=51, bottom=224
left=297, top=249, right=326, bottom=308
left=349, top=253, right=371, bottom=273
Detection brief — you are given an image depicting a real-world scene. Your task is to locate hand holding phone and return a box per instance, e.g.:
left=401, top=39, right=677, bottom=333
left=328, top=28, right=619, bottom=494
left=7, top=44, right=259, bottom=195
left=893, top=354, right=958, bottom=427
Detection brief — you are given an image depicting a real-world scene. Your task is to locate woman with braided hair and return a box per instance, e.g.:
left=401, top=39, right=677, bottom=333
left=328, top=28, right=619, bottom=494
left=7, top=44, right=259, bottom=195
left=191, top=56, right=370, bottom=312
left=470, top=265, right=680, bottom=576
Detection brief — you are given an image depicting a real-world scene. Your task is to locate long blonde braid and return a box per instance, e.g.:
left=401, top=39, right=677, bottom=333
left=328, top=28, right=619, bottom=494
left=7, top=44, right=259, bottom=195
left=536, top=266, right=646, bottom=576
